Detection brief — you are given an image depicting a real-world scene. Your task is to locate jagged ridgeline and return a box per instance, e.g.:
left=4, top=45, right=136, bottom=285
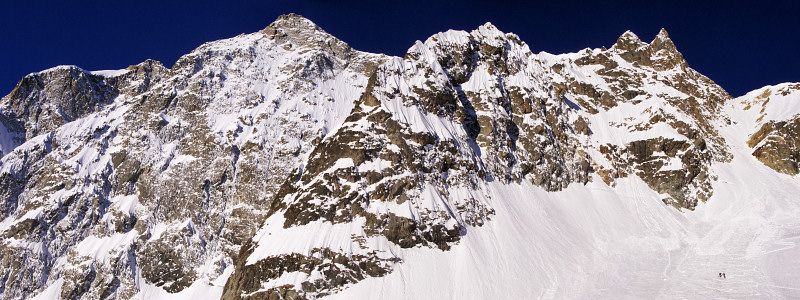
left=0, top=13, right=797, bottom=300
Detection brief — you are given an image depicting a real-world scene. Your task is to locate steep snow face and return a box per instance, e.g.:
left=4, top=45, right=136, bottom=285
left=0, top=14, right=798, bottom=300
left=734, top=83, right=800, bottom=124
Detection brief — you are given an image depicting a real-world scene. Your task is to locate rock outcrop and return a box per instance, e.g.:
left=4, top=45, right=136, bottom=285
left=737, top=83, right=800, bottom=175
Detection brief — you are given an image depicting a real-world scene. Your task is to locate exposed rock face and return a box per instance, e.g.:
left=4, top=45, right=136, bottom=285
left=222, top=243, right=394, bottom=300
left=419, top=24, right=592, bottom=190
left=0, top=14, right=779, bottom=299
left=738, top=83, right=800, bottom=175
left=2, top=66, right=117, bottom=140
left=748, top=119, right=800, bottom=175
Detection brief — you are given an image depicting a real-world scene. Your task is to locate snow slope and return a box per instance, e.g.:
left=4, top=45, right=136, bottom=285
left=330, top=134, right=800, bottom=299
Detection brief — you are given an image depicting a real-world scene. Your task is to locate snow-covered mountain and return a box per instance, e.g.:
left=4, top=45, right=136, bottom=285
left=0, top=14, right=798, bottom=299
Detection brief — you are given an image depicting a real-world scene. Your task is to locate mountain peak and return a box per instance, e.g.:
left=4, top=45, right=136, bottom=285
left=469, top=21, right=519, bottom=48
left=613, top=30, right=645, bottom=51
left=478, top=21, right=499, bottom=32
left=621, top=30, right=640, bottom=39
left=650, top=28, right=677, bottom=52
left=472, top=22, right=505, bottom=40
left=656, top=28, right=669, bottom=39
left=256, top=13, right=353, bottom=58
left=269, top=13, right=318, bottom=30
left=261, top=13, right=326, bottom=39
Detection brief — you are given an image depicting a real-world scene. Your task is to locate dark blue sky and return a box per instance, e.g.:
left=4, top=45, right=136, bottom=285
left=1, top=0, right=797, bottom=97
